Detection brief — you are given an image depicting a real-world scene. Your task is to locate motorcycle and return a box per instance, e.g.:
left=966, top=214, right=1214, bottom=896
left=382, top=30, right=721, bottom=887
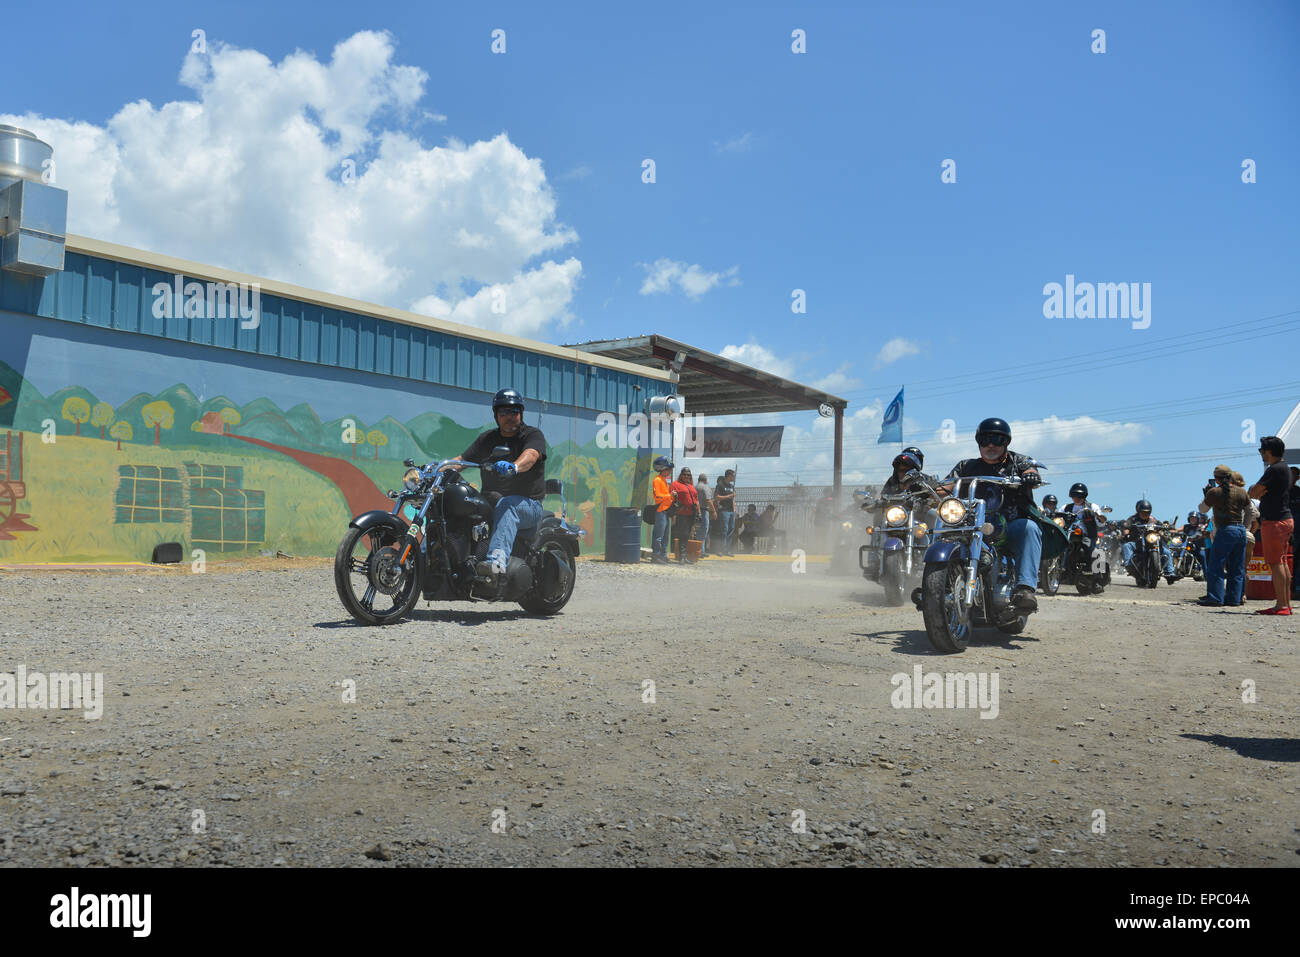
left=1171, top=528, right=1206, bottom=581
left=905, top=469, right=1048, bottom=653
left=1060, top=506, right=1112, bottom=595
left=334, top=448, right=582, bottom=625
left=856, top=486, right=934, bottom=605
left=1124, top=520, right=1166, bottom=588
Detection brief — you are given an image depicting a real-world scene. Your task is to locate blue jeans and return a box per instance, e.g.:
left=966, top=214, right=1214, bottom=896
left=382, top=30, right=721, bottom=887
left=1205, top=524, right=1247, bottom=604
left=1122, top=541, right=1176, bottom=576
left=1005, top=517, right=1042, bottom=589
left=698, top=509, right=711, bottom=556
left=487, top=495, right=545, bottom=567
left=718, top=510, right=736, bottom=553
left=652, top=508, right=671, bottom=557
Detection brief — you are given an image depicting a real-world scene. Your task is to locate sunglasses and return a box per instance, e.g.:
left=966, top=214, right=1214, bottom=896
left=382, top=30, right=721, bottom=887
left=976, top=434, right=1010, bottom=448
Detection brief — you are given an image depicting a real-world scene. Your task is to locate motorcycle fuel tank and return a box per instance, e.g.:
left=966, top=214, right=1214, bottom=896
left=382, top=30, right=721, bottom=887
left=443, top=479, right=494, bottom=521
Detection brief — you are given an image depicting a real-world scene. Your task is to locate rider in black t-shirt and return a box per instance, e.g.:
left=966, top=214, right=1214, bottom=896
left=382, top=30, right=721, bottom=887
left=443, top=389, right=548, bottom=580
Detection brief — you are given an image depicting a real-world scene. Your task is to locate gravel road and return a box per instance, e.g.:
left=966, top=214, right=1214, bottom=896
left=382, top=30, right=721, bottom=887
left=1, top=555, right=1296, bottom=867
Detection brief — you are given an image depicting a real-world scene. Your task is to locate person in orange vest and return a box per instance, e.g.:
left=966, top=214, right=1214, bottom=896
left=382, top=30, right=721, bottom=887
left=650, top=455, right=676, bottom=564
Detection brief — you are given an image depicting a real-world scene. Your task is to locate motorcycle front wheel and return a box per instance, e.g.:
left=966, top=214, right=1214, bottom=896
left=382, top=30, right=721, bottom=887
left=334, top=525, right=422, bottom=626
left=921, top=561, right=971, bottom=654
left=880, top=551, right=906, bottom=606
left=1145, top=551, right=1161, bottom=588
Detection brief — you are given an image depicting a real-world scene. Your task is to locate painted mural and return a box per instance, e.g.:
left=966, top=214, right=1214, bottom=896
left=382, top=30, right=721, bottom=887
left=0, top=323, right=646, bottom=562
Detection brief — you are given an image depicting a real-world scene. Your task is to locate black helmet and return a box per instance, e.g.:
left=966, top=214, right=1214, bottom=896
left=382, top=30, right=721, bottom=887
left=1135, top=499, right=1152, bottom=513
left=1069, top=482, right=1088, bottom=499
left=901, top=446, right=924, bottom=468
left=1041, top=494, right=1058, bottom=510
left=653, top=455, right=673, bottom=471
left=975, top=417, right=1011, bottom=446
left=492, top=388, right=525, bottom=414
left=893, top=451, right=922, bottom=473
left=1187, top=510, right=1198, bottom=522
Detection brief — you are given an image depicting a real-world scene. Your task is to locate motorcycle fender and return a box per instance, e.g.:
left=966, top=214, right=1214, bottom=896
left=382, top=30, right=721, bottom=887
left=882, top=537, right=905, bottom=552
left=923, top=540, right=967, bottom=565
left=350, top=509, right=408, bottom=536
left=534, top=525, right=580, bottom=559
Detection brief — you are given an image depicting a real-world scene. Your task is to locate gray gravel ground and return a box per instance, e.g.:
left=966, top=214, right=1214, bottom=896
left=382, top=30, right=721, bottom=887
left=0, top=555, right=1296, bottom=867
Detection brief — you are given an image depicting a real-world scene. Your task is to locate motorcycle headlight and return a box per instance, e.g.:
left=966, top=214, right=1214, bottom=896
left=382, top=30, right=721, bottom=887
left=885, top=506, right=907, bottom=526
left=938, top=498, right=967, bottom=525
left=1172, top=536, right=1182, bottom=545
left=914, top=523, right=927, bottom=537
left=403, top=468, right=421, bottom=491
left=1053, top=517, right=1065, bottom=527
left=1145, top=532, right=1159, bottom=544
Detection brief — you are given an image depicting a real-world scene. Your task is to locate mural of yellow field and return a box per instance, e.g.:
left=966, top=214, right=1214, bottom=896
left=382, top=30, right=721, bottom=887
left=0, top=432, right=349, bottom=563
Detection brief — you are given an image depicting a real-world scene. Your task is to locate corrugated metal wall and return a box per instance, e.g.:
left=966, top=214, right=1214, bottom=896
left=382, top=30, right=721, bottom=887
left=0, top=251, right=662, bottom=412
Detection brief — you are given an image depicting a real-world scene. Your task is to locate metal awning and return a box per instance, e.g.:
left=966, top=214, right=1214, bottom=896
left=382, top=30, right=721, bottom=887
left=564, top=333, right=850, bottom=494
left=565, top=334, right=847, bottom=416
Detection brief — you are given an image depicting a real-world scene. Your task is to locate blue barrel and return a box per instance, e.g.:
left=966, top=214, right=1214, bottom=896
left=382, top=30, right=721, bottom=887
left=604, top=506, right=643, bottom=563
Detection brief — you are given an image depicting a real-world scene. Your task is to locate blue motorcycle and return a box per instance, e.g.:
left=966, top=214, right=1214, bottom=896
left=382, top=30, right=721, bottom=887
left=856, top=486, right=934, bottom=605
left=906, top=470, right=1047, bottom=653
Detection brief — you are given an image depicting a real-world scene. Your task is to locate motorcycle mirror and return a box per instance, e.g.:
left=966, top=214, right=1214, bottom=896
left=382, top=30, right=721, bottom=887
left=487, top=445, right=512, bottom=462
left=1102, top=506, right=1112, bottom=512
left=1024, top=458, right=1048, bottom=469
left=403, top=458, right=416, bottom=468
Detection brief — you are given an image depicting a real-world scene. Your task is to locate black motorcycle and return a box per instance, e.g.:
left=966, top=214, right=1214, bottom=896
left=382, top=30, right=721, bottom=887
left=334, top=448, right=582, bottom=625
left=857, top=486, right=933, bottom=605
left=1125, top=520, right=1166, bottom=589
left=1171, top=528, right=1206, bottom=582
left=1039, top=511, right=1066, bottom=596
left=1060, top=507, right=1112, bottom=595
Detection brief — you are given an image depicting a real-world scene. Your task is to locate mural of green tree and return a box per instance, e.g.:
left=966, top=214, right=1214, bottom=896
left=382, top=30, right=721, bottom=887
left=141, top=400, right=174, bottom=445
left=220, top=407, right=241, bottom=434
left=91, top=401, right=114, bottom=439
left=62, top=396, right=90, bottom=435
left=366, top=428, right=388, bottom=460
left=109, top=420, right=132, bottom=450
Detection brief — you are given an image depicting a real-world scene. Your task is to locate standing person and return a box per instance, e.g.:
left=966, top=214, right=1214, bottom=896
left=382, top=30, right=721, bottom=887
left=1196, top=464, right=1250, bottom=607
left=1290, top=466, right=1300, bottom=600
left=695, top=473, right=716, bottom=558
left=671, top=467, right=700, bottom=564
left=650, top=455, right=676, bottom=564
left=715, top=469, right=737, bottom=556
left=1247, top=437, right=1294, bottom=615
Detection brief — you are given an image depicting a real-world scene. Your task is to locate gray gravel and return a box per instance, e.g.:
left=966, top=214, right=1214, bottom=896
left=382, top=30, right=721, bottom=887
left=0, top=556, right=1296, bottom=867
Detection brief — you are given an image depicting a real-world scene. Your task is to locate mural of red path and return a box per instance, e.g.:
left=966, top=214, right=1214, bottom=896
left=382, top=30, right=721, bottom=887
left=225, top=434, right=394, bottom=516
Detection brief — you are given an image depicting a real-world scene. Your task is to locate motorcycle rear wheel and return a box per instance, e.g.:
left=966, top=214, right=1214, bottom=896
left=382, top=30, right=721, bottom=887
left=1075, top=574, right=1092, bottom=596
left=518, top=541, right=577, bottom=615
left=334, top=525, right=422, bottom=626
left=1040, top=558, right=1061, bottom=596
left=921, top=561, right=971, bottom=654
left=881, top=551, right=906, bottom=606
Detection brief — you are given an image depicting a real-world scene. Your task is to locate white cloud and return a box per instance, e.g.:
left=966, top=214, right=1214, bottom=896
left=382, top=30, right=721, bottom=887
left=873, top=337, right=922, bottom=368
left=2, top=30, right=580, bottom=339
left=714, top=132, right=754, bottom=153
left=718, top=341, right=795, bottom=379
left=638, top=259, right=740, bottom=300
left=812, top=363, right=861, bottom=394
left=558, top=164, right=592, bottom=181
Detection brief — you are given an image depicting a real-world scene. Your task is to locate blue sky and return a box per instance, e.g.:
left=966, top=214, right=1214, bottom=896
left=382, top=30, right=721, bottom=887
left=5, top=0, right=1298, bottom=512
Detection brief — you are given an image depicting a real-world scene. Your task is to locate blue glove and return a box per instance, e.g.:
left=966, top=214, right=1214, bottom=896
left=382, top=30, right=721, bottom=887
left=492, top=461, right=517, bottom=476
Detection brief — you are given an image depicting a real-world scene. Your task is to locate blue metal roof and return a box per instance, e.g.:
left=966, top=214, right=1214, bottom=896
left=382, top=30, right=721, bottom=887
left=0, top=250, right=667, bottom=412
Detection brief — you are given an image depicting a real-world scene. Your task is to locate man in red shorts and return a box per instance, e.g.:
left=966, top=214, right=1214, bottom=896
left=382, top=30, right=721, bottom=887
left=1247, top=436, right=1294, bottom=615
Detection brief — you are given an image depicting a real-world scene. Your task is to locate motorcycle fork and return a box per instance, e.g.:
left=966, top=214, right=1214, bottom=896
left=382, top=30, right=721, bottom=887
left=964, top=531, right=985, bottom=607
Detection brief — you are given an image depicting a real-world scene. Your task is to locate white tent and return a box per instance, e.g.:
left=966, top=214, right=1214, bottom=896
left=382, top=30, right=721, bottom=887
left=1279, top=400, right=1300, bottom=464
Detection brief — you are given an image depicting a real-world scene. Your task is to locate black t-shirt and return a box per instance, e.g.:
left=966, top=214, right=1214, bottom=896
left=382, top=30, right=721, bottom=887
left=461, top=425, right=548, bottom=500
left=1256, top=461, right=1293, bottom=522
left=944, top=449, right=1037, bottom=520
left=715, top=478, right=735, bottom=512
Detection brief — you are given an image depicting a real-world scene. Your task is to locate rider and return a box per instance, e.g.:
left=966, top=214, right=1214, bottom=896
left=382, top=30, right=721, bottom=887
left=1060, top=482, right=1104, bottom=522
left=882, top=447, right=931, bottom=495
left=1039, top=494, right=1059, bottom=517
left=443, top=389, right=548, bottom=583
left=1120, top=499, right=1177, bottom=584
left=937, top=417, right=1044, bottom=613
